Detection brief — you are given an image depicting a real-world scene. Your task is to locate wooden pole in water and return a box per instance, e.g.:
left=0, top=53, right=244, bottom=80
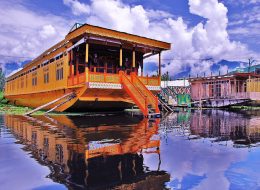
left=24, top=92, right=75, bottom=116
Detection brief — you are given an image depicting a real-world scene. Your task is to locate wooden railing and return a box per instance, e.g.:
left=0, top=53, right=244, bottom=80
left=68, top=72, right=86, bottom=86
left=192, top=92, right=250, bottom=101
left=88, top=72, right=120, bottom=83
left=131, top=72, right=160, bottom=113
left=139, top=75, right=160, bottom=86
left=68, top=70, right=161, bottom=89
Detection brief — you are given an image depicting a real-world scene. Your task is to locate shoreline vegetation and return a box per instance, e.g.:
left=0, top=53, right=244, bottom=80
left=0, top=91, right=55, bottom=115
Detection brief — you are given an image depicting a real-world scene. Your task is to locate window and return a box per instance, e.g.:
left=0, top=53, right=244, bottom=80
left=32, top=74, right=37, bottom=86
left=44, top=73, right=49, bottom=84
left=21, top=78, right=24, bottom=88
left=26, top=75, right=28, bottom=88
left=32, top=77, right=37, bottom=86
left=32, top=72, right=37, bottom=86
left=56, top=68, right=63, bottom=80
left=55, top=144, right=64, bottom=163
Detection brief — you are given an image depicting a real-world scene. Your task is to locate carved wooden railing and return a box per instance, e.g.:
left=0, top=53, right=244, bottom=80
left=89, top=72, right=120, bottom=83
left=68, top=70, right=161, bottom=91
left=139, top=75, right=160, bottom=86
left=68, top=73, right=86, bottom=86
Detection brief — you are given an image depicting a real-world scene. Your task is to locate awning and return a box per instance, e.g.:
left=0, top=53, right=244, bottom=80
left=67, top=37, right=85, bottom=52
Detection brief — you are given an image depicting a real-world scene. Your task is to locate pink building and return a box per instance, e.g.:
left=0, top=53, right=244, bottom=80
left=189, top=73, right=260, bottom=107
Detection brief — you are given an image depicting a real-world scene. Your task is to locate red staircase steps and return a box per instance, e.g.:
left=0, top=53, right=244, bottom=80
left=119, top=71, right=160, bottom=117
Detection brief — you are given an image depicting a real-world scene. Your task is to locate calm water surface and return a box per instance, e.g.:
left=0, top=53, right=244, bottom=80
left=0, top=110, right=260, bottom=190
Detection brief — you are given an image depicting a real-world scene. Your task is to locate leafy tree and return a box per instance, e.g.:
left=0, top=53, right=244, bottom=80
left=0, top=68, right=5, bottom=91
left=161, top=71, right=170, bottom=81
left=248, top=57, right=256, bottom=72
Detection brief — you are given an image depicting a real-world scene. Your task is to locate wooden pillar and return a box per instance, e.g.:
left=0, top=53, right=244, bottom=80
left=159, top=51, right=161, bottom=76
left=229, top=79, right=231, bottom=95
left=68, top=50, right=71, bottom=76
left=85, top=40, right=89, bottom=81
left=120, top=46, right=123, bottom=68
left=248, top=75, right=251, bottom=92
left=70, top=50, right=74, bottom=77
left=235, top=79, right=237, bottom=93
left=76, top=50, right=79, bottom=84
left=85, top=41, right=89, bottom=65
left=141, top=58, right=143, bottom=76
left=132, top=48, right=136, bottom=68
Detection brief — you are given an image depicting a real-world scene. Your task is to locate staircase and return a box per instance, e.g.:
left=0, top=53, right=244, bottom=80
left=120, top=71, right=160, bottom=117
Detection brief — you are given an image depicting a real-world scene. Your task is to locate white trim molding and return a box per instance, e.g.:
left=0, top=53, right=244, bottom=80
left=88, top=82, right=160, bottom=91
left=146, top=85, right=161, bottom=91
left=88, top=82, right=122, bottom=89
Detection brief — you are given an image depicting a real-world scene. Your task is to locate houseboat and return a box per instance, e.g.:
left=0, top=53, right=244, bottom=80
left=189, top=72, right=260, bottom=107
left=4, top=23, right=171, bottom=116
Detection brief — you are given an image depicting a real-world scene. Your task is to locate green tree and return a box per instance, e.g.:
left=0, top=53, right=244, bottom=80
left=0, top=68, right=5, bottom=91
left=161, top=71, right=170, bottom=81
left=248, top=57, right=256, bottom=72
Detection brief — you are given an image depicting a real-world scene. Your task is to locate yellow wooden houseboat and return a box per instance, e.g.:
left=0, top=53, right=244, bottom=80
left=4, top=23, right=171, bottom=116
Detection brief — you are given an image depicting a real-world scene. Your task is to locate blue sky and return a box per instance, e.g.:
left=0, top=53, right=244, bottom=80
left=0, top=0, right=259, bottom=77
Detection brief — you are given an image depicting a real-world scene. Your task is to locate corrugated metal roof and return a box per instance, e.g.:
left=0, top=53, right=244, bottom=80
left=161, top=80, right=190, bottom=87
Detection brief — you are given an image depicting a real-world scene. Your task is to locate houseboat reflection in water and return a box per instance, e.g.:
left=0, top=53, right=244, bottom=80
left=160, top=110, right=260, bottom=148
left=189, top=110, right=260, bottom=147
left=4, top=114, right=170, bottom=190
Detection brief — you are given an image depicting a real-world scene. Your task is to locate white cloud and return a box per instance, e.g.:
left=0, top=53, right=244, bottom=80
left=63, top=0, right=90, bottom=16
left=219, top=64, right=229, bottom=75
left=0, top=0, right=258, bottom=77
left=226, top=0, right=260, bottom=6
left=0, top=1, right=70, bottom=73
left=63, top=0, right=257, bottom=76
left=228, top=5, right=260, bottom=40
left=39, top=25, right=57, bottom=39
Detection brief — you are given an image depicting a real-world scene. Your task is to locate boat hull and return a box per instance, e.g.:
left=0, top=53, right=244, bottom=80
left=5, top=86, right=137, bottom=112
left=5, top=86, right=86, bottom=112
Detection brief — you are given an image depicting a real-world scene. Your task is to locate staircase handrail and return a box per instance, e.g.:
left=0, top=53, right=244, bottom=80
left=162, top=88, right=170, bottom=96
left=120, top=71, right=148, bottom=116
left=160, top=88, right=170, bottom=102
left=130, top=72, right=159, bottom=113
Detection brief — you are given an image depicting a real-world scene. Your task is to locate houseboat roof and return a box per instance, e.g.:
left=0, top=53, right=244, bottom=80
left=189, top=73, right=260, bottom=82
left=6, top=23, right=171, bottom=80
left=66, top=23, right=171, bottom=49
left=21, top=23, right=171, bottom=69
left=228, top=64, right=260, bottom=75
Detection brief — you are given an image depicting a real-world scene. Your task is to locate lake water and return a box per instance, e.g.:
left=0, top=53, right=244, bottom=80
left=0, top=110, right=260, bottom=190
